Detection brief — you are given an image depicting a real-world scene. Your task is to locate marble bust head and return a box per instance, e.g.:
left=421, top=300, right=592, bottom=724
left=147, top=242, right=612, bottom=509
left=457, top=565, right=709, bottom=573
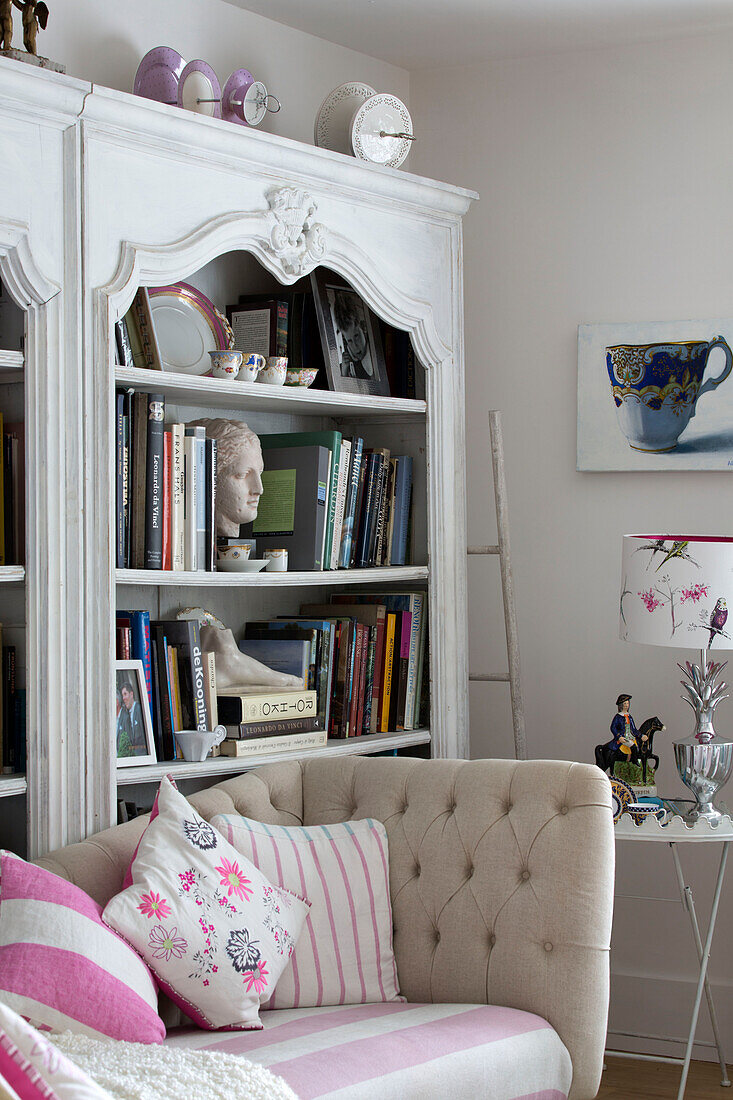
left=188, top=418, right=263, bottom=537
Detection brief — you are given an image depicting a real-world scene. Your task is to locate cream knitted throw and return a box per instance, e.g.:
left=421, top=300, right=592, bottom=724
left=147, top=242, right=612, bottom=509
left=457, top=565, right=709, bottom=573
left=51, top=1032, right=298, bottom=1100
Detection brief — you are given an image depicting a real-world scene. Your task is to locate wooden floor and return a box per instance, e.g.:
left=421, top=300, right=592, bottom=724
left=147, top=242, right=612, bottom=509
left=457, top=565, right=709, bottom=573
left=599, top=1056, right=731, bottom=1098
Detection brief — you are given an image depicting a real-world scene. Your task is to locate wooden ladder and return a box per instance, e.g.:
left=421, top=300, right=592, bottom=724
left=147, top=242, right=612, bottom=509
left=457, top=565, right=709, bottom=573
left=467, top=410, right=527, bottom=760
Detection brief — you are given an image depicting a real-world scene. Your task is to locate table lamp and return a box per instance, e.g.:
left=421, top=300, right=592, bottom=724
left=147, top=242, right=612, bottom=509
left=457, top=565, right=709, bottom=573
left=620, top=535, right=733, bottom=824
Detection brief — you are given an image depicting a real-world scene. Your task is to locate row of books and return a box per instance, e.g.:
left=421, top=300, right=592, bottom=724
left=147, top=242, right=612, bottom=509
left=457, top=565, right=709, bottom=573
left=0, top=633, right=26, bottom=774
left=248, top=431, right=414, bottom=572
left=0, top=414, right=24, bottom=566
left=115, top=391, right=217, bottom=571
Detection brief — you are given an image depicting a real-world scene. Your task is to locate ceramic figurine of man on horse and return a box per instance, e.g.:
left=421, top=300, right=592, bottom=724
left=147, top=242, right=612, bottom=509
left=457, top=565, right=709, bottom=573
left=595, top=693, right=665, bottom=786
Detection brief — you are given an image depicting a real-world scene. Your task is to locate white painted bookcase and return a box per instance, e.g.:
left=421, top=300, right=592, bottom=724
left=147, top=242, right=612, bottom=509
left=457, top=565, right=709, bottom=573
left=0, top=59, right=475, bottom=856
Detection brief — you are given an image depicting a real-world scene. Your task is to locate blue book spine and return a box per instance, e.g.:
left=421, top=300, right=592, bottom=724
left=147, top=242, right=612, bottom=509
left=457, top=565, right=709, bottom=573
left=339, top=438, right=363, bottom=569
left=390, top=455, right=413, bottom=566
left=125, top=610, right=153, bottom=716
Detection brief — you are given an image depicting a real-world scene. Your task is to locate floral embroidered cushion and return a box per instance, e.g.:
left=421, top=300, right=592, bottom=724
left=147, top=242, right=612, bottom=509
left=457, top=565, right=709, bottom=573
left=211, top=815, right=402, bottom=1009
left=0, top=851, right=164, bottom=1044
left=102, top=777, right=310, bottom=1030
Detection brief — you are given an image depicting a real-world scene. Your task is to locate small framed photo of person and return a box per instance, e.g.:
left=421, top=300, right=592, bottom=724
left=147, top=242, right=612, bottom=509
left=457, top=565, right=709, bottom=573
left=311, top=269, right=390, bottom=397
left=115, top=660, right=156, bottom=767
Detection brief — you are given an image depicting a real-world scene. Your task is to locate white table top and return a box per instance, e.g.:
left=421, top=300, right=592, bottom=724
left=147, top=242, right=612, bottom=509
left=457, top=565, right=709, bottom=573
left=615, top=808, right=733, bottom=843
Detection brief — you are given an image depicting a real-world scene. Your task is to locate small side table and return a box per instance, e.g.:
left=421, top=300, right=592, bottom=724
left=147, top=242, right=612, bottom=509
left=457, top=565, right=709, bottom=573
left=609, top=813, right=732, bottom=1100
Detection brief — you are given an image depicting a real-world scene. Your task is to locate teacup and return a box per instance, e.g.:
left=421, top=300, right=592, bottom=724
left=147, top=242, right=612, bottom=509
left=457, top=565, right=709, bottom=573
left=239, top=353, right=266, bottom=382
left=217, top=543, right=252, bottom=562
left=174, top=726, right=226, bottom=762
left=263, top=548, right=288, bottom=572
left=606, top=336, right=732, bottom=452
left=209, top=350, right=242, bottom=379
left=258, top=356, right=288, bottom=386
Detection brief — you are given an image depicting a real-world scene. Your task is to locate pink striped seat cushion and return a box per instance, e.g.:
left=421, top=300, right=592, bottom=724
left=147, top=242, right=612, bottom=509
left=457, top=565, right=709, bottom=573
left=211, top=815, right=401, bottom=1009
left=0, top=851, right=164, bottom=1044
left=165, top=1002, right=573, bottom=1099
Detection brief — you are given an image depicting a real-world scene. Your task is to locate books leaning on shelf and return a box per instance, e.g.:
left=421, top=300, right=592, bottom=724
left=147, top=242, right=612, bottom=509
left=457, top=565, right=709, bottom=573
left=245, top=430, right=414, bottom=572
left=0, top=414, right=25, bottom=567
left=115, top=390, right=216, bottom=572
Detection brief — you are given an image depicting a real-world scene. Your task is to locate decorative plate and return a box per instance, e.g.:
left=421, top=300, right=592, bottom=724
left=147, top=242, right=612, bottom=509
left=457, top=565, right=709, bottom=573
left=351, top=93, right=413, bottom=168
left=610, top=777, right=635, bottom=823
left=148, top=283, right=234, bottom=375
left=222, top=68, right=255, bottom=125
left=133, top=46, right=186, bottom=107
left=314, top=81, right=377, bottom=154
left=178, top=60, right=222, bottom=118
left=216, top=558, right=268, bottom=573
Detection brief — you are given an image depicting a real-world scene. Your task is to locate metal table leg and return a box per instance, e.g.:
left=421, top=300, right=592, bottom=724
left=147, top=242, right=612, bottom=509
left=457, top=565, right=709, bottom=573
left=675, top=842, right=730, bottom=1100
left=670, top=842, right=731, bottom=1089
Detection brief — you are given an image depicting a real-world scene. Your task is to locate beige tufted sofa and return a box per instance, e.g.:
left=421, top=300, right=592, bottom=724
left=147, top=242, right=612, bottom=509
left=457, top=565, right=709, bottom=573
left=38, top=756, right=614, bottom=1100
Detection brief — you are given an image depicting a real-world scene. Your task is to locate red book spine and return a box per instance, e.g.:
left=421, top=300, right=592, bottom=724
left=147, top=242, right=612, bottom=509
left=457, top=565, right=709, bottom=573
left=162, top=430, right=172, bottom=570
left=347, top=623, right=363, bottom=738
left=370, top=607, right=386, bottom=734
left=356, top=623, right=369, bottom=738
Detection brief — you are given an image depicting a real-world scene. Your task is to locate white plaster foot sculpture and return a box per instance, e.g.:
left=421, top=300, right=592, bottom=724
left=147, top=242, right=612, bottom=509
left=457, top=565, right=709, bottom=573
left=200, top=624, right=304, bottom=694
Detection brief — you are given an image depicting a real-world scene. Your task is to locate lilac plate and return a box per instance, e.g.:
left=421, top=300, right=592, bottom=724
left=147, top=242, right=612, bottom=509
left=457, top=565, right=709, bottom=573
left=133, top=46, right=186, bottom=107
left=222, top=68, right=255, bottom=125
left=178, top=59, right=222, bottom=118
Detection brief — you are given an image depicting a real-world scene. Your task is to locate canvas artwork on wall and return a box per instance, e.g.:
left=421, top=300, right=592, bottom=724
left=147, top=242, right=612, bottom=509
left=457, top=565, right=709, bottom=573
left=577, top=319, right=733, bottom=471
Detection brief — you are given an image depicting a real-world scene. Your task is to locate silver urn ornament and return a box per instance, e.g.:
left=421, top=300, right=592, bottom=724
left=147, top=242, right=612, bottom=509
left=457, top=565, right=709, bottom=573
left=674, top=661, right=733, bottom=824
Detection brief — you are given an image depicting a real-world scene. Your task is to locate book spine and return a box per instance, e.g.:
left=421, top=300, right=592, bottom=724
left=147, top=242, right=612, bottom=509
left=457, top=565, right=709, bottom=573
left=362, top=624, right=376, bottom=735
left=276, top=300, right=289, bottom=357
left=380, top=613, right=396, bottom=733
left=148, top=635, right=165, bottom=761
left=372, top=451, right=390, bottom=566
left=162, top=431, right=171, bottom=570
left=144, top=394, right=165, bottom=569
left=339, top=438, right=363, bottom=569
left=404, top=595, right=424, bottom=731
left=347, top=623, right=363, bottom=739
left=2, top=646, right=15, bottom=772
left=183, top=432, right=197, bottom=571
left=132, top=288, right=162, bottom=371
left=220, top=728, right=327, bottom=756
left=205, top=438, right=217, bottom=572
left=383, top=459, right=396, bottom=566
left=115, top=318, right=134, bottom=369
left=0, top=412, right=5, bottom=566
left=369, top=608, right=386, bottom=734
left=203, top=651, right=217, bottom=728
left=171, top=424, right=185, bottom=571
left=186, top=621, right=208, bottom=731
left=122, top=391, right=132, bottom=567
left=115, top=392, right=125, bottom=569
left=331, top=622, right=349, bottom=738
left=185, top=427, right=207, bottom=571
left=130, top=611, right=153, bottom=718
left=217, top=690, right=318, bottom=725
left=330, top=438, right=351, bottom=570
left=131, top=392, right=148, bottom=569
left=227, top=715, right=320, bottom=739
left=395, top=611, right=412, bottom=731
left=152, top=628, right=176, bottom=760
left=355, top=453, right=378, bottom=568
left=391, top=456, right=413, bottom=566
left=357, top=623, right=369, bottom=737
left=324, top=440, right=341, bottom=570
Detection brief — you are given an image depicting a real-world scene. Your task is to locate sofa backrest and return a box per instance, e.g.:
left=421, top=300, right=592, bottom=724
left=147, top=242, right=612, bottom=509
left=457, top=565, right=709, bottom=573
left=36, top=756, right=613, bottom=1100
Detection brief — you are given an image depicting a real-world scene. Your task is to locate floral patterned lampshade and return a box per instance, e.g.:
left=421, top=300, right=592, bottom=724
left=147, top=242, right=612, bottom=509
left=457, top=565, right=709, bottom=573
left=620, top=535, right=733, bottom=650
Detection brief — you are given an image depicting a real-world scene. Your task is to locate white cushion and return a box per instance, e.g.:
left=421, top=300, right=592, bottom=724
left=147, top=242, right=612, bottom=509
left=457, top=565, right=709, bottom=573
left=103, top=778, right=310, bottom=1030
left=211, top=815, right=401, bottom=1009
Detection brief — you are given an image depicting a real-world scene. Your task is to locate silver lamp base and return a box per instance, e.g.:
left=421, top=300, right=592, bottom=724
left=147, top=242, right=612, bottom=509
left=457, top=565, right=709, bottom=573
left=674, top=734, right=733, bottom=824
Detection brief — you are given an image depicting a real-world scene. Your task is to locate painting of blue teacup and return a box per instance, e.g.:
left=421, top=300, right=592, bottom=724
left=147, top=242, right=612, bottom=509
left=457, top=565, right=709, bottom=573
left=606, top=336, right=733, bottom=452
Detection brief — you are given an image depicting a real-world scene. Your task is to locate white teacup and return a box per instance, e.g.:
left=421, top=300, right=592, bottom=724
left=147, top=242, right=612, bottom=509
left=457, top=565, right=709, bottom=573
left=239, top=353, right=266, bottom=382
left=258, top=356, right=288, bottom=385
left=263, top=548, right=288, bottom=571
left=175, top=726, right=226, bottom=762
left=209, top=350, right=242, bottom=379
left=217, top=543, right=252, bottom=562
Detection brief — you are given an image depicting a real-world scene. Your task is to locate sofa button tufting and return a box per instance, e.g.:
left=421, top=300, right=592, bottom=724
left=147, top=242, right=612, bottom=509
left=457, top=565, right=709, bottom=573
left=489, top=934, right=496, bottom=947
left=435, top=930, right=441, bottom=943
left=560, top=805, right=569, bottom=815
left=414, top=863, right=421, bottom=876
left=466, top=865, right=474, bottom=878
left=505, top=802, right=513, bottom=813
left=544, top=942, right=553, bottom=952
left=521, top=869, right=530, bottom=881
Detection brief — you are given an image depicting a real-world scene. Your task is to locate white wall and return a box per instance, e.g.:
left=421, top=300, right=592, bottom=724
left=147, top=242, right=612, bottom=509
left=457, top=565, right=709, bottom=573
left=41, top=0, right=408, bottom=145
left=411, top=32, right=733, bottom=1060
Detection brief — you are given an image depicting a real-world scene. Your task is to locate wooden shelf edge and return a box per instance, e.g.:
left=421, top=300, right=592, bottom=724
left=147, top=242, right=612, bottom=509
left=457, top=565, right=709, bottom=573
left=0, top=566, right=25, bottom=583
left=114, top=367, right=426, bottom=420
left=0, top=774, right=27, bottom=798
left=116, top=729, right=431, bottom=786
left=116, top=565, right=428, bottom=587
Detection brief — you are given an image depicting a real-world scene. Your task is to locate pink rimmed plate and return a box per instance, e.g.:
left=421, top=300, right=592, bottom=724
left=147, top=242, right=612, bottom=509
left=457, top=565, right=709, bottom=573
left=133, top=47, right=186, bottom=107
left=178, top=60, right=222, bottom=118
left=148, top=283, right=234, bottom=376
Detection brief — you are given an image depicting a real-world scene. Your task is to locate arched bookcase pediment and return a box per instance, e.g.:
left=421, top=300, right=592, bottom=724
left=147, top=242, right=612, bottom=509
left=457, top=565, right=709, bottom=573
left=102, top=203, right=451, bottom=372
left=0, top=223, right=60, bottom=309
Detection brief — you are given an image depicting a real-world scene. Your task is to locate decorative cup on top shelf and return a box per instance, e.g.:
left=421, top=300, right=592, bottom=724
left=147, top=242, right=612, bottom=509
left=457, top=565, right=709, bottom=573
left=285, top=367, right=318, bottom=388
left=239, top=352, right=266, bottom=382
left=258, top=356, right=288, bottom=385
left=217, top=543, right=252, bottom=563
left=209, top=349, right=242, bottom=379
left=606, top=336, right=733, bottom=452
left=174, top=726, right=226, bottom=762
left=263, top=548, right=288, bottom=572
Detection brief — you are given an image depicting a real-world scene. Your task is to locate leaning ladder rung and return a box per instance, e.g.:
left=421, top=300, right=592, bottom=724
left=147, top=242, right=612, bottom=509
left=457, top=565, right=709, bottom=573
left=469, top=674, right=510, bottom=682
left=467, top=545, right=500, bottom=555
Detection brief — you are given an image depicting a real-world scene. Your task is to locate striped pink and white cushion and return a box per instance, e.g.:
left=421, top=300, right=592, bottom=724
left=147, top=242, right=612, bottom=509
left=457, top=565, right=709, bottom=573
left=211, top=816, right=401, bottom=1010
left=0, top=852, right=164, bottom=1044
left=165, top=1002, right=573, bottom=1100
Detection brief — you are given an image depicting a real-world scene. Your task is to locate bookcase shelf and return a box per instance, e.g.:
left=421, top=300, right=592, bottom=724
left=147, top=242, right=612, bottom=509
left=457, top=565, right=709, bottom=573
left=116, top=729, right=431, bottom=786
left=0, top=566, right=25, bottom=583
left=114, top=367, right=427, bottom=421
left=0, top=350, right=24, bottom=384
left=0, top=774, right=27, bottom=798
left=116, top=565, right=429, bottom=588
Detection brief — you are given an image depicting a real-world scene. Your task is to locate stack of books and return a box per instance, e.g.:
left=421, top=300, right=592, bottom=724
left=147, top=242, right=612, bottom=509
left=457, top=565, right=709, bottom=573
left=115, top=391, right=217, bottom=572
left=0, top=414, right=24, bottom=566
left=243, top=430, right=414, bottom=572
left=0, top=628, right=25, bottom=774
left=218, top=688, right=325, bottom=756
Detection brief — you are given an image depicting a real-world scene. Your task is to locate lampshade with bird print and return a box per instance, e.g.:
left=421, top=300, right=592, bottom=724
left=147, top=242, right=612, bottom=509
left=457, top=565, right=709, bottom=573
left=620, top=534, right=733, bottom=825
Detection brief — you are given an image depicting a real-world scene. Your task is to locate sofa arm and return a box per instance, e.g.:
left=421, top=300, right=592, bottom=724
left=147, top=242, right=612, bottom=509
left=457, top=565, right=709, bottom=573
left=301, top=756, right=614, bottom=1100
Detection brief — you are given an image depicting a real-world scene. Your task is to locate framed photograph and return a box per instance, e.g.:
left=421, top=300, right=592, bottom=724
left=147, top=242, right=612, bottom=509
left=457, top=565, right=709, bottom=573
left=115, top=660, right=156, bottom=767
left=310, top=270, right=390, bottom=396
left=578, top=318, right=733, bottom=471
